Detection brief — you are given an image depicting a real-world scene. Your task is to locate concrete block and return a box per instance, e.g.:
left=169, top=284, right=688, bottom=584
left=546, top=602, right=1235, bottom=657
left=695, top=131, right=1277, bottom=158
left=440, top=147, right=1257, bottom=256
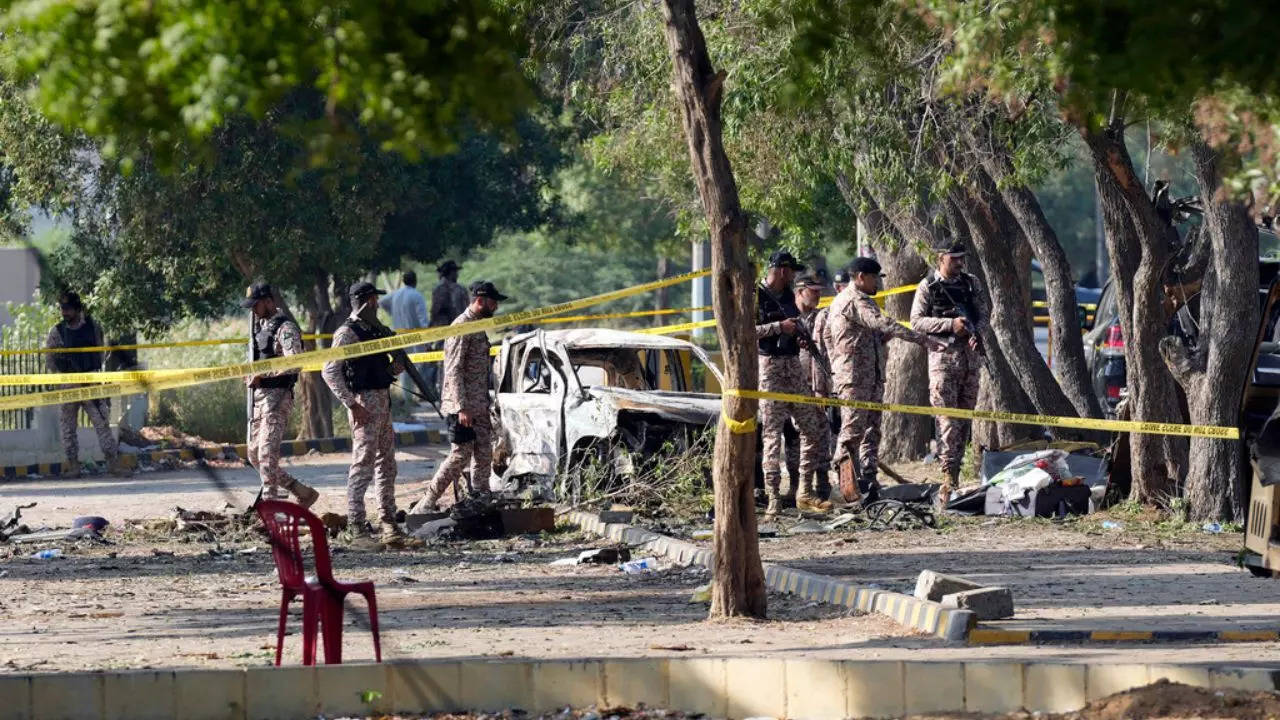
left=316, top=663, right=391, bottom=717
left=389, top=661, right=461, bottom=714
left=1025, top=664, right=1086, bottom=714
left=1148, top=665, right=1212, bottom=690
left=964, top=662, right=1023, bottom=713
left=603, top=659, right=669, bottom=709
left=532, top=660, right=604, bottom=712
left=0, top=675, right=32, bottom=720
left=940, top=587, right=1014, bottom=620
left=245, top=665, right=317, bottom=720
left=904, top=662, right=963, bottom=715
left=914, top=570, right=983, bottom=602
left=846, top=660, right=904, bottom=718
left=174, top=669, right=246, bottom=720
left=1209, top=667, right=1280, bottom=692
left=459, top=661, right=533, bottom=712
left=104, top=670, right=176, bottom=720
left=785, top=659, right=846, bottom=720
left=668, top=658, right=727, bottom=718
left=32, top=673, right=103, bottom=720
left=725, top=658, right=785, bottom=720
left=1086, top=664, right=1149, bottom=701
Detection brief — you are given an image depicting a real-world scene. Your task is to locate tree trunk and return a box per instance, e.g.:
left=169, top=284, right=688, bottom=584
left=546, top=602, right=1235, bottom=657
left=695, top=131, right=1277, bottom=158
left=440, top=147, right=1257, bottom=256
left=298, top=271, right=337, bottom=440
left=968, top=128, right=1104, bottom=419
left=1162, top=138, right=1257, bottom=521
left=658, top=0, right=766, bottom=619
left=837, top=178, right=933, bottom=461
left=1082, top=121, right=1187, bottom=503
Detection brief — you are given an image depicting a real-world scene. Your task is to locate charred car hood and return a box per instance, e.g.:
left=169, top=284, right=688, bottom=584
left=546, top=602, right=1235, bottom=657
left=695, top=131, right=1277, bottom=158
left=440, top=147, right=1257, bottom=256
left=584, top=386, right=720, bottom=425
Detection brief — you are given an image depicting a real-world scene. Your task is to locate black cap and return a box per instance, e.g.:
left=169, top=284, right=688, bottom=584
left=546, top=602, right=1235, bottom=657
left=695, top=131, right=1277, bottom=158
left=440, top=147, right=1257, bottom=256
left=938, top=241, right=967, bottom=257
left=768, top=250, right=806, bottom=271
left=348, top=281, right=387, bottom=300
left=470, top=280, right=510, bottom=302
left=794, top=273, right=824, bottom=289
left=437, top=259, right=461, bottom=274
left=851, top=257, right=884, bottom=276
left=832, top=270, right=851, bottom=285
left=240, top=282, right=273, bottom=308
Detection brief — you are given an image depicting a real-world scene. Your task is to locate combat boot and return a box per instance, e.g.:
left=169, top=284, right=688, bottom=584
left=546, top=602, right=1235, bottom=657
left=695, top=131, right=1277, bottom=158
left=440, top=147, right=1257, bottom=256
left=340, top=520, right=376, bottom=545
left=764, top=489, right=782, bottom=519
left=409, top=487, right=442, bottom=515
left=796, top=472, right=832, bottom=513
left=286, top=479, right=320, bottom=510
left=379, top=523, right=422, bottom=549
left=935, top=469, right=958, bottom=514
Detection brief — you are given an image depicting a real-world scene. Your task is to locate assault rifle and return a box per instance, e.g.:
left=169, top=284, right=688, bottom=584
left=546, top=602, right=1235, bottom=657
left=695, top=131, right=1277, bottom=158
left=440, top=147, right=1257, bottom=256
left=760, top=286, right=833, bottom=382
left=364, top=317, right=444, bottom=419
left=931, top=277, right=990, bottom=368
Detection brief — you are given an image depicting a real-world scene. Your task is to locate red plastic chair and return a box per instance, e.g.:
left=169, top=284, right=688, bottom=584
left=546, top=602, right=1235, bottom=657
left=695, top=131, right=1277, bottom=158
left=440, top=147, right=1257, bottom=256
left=255, top=500, right=381, bottom=665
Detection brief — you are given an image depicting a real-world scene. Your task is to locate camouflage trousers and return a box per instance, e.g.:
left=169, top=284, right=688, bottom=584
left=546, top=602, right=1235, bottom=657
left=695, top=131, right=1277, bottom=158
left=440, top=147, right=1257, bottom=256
left=928, top=345, right=982, bottom=473
left=247, top=388, right=299, bottom=500
left=428, top=409, right=493, bottom=497
left=60, top=399, right=118, bottom=466
left=346, top=389, right=397, bottom=525
left=759, top=355, right=828, bottom=491
left=835, top=377, right=884, bottom=478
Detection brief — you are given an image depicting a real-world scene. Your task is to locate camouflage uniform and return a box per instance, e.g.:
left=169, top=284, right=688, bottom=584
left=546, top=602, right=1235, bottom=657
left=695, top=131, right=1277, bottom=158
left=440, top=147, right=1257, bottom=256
left=910, top=272, right=986, bottom=485
left=45, top=318, right=119, bottom=469
left=797, top=307, right=833, bottom=471
left=246, top=313, right=304, bottom=500
left=322, top=311, right=399, bottom=526
left=757, top=285, right=829, bottom=497
left=423, top=307, right=493, bottom=502
left=828, top=287, right=931, bottom=485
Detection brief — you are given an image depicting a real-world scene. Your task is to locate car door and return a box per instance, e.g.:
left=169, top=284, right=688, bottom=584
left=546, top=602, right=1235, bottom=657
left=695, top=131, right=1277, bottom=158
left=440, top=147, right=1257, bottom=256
left=493, top=333, right=569, bottom=480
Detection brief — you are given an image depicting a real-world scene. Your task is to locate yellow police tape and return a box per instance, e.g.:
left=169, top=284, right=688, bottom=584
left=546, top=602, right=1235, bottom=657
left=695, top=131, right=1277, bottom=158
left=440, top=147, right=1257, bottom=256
left=722, top=389, right=1239, bottom=440
left=0, top=269, right=711, bottom=410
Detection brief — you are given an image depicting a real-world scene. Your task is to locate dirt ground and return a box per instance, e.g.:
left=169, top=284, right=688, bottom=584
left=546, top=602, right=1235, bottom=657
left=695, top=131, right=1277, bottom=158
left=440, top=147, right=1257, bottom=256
left=3, top=449, right=1280, bottom=675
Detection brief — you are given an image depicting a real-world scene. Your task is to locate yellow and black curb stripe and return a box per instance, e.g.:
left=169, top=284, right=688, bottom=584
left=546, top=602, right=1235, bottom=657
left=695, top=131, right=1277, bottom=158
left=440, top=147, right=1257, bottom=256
left=564, top=509, right=975, bottom=642
left=968, top=628, right=1280, bottom=646
left=0, top=429, right=444, bottom=479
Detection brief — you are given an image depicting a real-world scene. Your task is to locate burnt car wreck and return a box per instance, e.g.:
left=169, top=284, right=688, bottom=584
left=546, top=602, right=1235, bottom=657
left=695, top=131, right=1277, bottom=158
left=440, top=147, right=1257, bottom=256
left=489, top=329, right=722, bottom=499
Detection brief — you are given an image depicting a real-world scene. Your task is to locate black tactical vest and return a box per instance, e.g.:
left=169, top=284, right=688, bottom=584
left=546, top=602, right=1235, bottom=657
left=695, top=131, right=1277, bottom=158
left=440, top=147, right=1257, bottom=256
left=921, top=273, right=979, bottom=322
left=252, top=314, right=299, bottom=390
left=757, top=284, right=800, bottom=356
left=54, top=318, right=103, bottom=373
left=341, top=319, right=395, bottom=392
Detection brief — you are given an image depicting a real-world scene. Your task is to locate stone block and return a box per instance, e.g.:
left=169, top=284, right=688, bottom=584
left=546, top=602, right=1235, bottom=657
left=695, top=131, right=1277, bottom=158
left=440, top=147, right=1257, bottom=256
left=940, top=587, right=1014, bottom=620
left=458, top=661, right=533, bottom=712
left=725, top=658, right=784, bottom=719
left=845, top=660, right=904, bottom=718
left=174, top=669, right=246, bottom=720
left=0, top=675, right=32, bottom=720
left=32, top=673, right=102, bottom=720
left=668, top=658, right=727, bottom=718
left=245, top=665, right=317, bottom=720
left=964, top=662, right=1022, bottom=713
left=1025, top=664, right=1086, bottom=714
left=1086, top=664, right=1149, bottom=701
left=914, top=570, right=984, bottom=602
left=315, top=663, right=391, bottom=717
left=904, top=662, right=963, bottom=715
left=784, top=659, right=846, bottom=720
left=532, top=660, right=604, bottom=712
left=1210, top=667, right=1280, bottom=692
left=1148, top=665, right=1211, bottom=690
left=603, top=659, right=669, bottom=709
left=104, top=670, right=176, bottom=720
left=389, top=661, right=461, bottom=714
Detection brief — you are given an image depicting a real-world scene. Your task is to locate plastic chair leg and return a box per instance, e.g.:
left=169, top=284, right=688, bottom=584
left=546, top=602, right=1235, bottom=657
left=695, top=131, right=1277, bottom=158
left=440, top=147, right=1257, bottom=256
left=301, top=593, right=320, bottom=666
left=320, top=593, right=345, bottom=665
left=275, top=589, right=292, bottom=667
left=363, top=591, right=381, bottom=663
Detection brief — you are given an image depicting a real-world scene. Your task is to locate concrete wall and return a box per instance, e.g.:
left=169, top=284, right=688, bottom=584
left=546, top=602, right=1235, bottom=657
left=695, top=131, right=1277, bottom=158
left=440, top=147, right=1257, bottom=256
left=0, top=246, right=41, bottom=327
left=0, top=657, right=1276, bottom=720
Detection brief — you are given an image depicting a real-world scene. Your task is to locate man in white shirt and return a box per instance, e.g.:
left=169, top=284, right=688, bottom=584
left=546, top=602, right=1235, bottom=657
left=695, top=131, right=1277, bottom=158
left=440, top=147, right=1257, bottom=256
left=379, top=270, right=430, bottom=403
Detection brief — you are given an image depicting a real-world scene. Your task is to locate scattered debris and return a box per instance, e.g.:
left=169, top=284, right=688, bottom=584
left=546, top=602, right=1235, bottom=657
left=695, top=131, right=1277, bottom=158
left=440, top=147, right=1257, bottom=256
left=578, top=547, right=631, bottom=565
left=914, top=570, right=985, bottom=603
left=72, top=516, right=109, bottom=532
left=30, top=549, right=62, bottom=560
left=618, top=557, right=658, bottom=574
left=499, top=507, right=555, bottom=534
left=757, top=524, right=779, bottom=538
left=690, top=528, right=713, bottom=540
left=940, top=586, right=1015, bottom=620
left=787, top=520, right=828, bottom=535
left=411, top=518, right=458, bottom=541
left=689, top=583, right=711, bottom=603
left=648, top=643, right=694, bottom=651
left=1102, top=520, right=1124, bottom=530
left=598, top=506, right=635, bottom=524
left=0, top=502, right=36, bottom=540
left=1202, top=522, right=1223, bottom=534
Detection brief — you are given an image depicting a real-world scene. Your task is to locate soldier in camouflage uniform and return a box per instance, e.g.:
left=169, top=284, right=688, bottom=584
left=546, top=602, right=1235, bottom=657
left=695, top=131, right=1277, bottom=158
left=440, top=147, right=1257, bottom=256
left=412, top=281, right=507, bottom=512
left=910, top=242, right=987, bottom=511
left=45, top=292, right=127, bottom=477
left=829, top=258, right=944, bottom=503
left=426, top=260, right=470, bottom=391
left=323, top=281, right=406, bottom=543
left=757, top=251, right=830, bottom=515
left=241, top=283, right=319, bottom=507
left=794, top=274, right=833, bottom=509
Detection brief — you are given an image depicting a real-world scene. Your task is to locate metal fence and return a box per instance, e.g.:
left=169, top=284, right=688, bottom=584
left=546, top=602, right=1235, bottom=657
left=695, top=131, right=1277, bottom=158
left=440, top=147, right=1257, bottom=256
left=0, top=330, right=44, bottom=431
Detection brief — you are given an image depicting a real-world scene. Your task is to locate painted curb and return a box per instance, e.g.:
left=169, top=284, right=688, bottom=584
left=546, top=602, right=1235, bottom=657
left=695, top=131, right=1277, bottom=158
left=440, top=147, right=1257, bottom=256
left=1, top=429, right=444, bottom=479
left=2, top=658, right=1279, bottom=720
left=564, top=509, right=975, bottom=642
left=969, top=628, right=1280, bottom=646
